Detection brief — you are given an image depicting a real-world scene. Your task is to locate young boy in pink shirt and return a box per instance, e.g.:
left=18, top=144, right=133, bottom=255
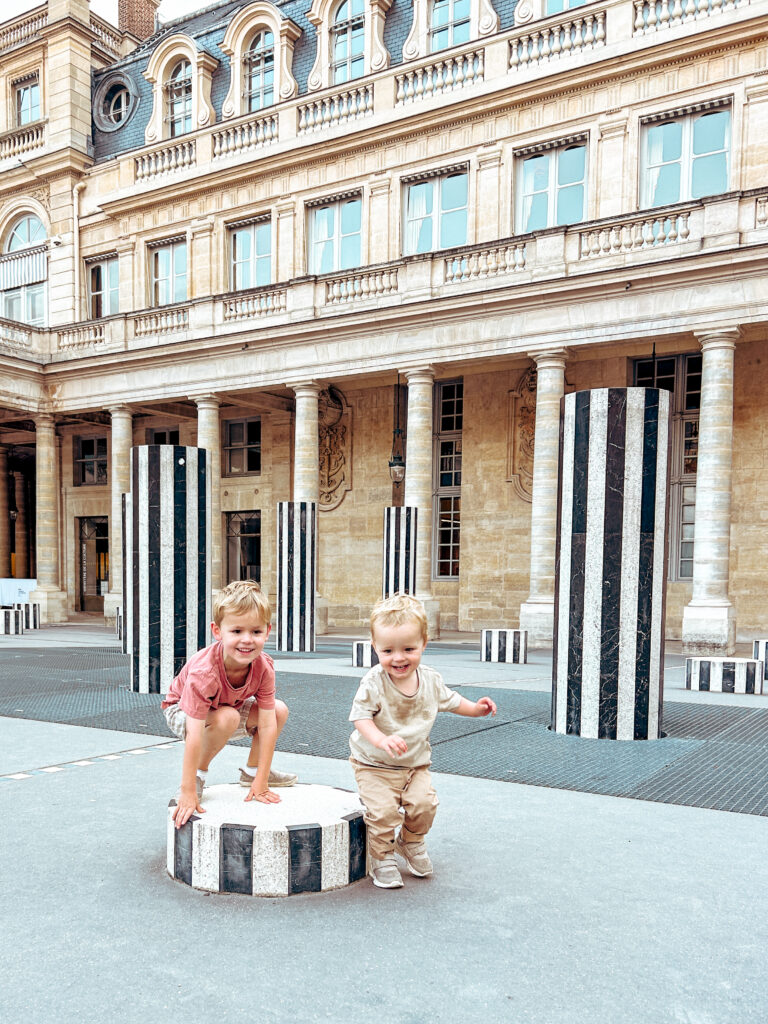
left=162, top=579, right=297, bottom=829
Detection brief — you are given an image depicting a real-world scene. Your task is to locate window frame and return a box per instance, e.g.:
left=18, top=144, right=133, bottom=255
left=142, top=34, right=218, bottom=144
left=432, top=379, right=463, bottom=580
left=331, top=0, right=366, bottom=84
left=307, top=194, right=363, bottom=275
left=86, top=256, right=119, bottom=319
left=515, top=140, right=588, bottom=233
left=74, top=435, right=109, bottom=488
left=148, top=237, right=188, bottom=307
left=229, top=218, right=272, bottom=291
left=244, top=29, right=275, bottom=111
left=429, top=0, right=471, bottom=54
left=165, top=59, right=193, bottom=138
left=640, top=104, right=731, bottom=210
left=402, top=169, right=469, bottom=256
left=14, top=75, right=40, bottom=127
left=1, top=212, right=47, bottom=327
left=223, top=417, right=262, bottom=477
left=226, top=510, right=262, bottom=583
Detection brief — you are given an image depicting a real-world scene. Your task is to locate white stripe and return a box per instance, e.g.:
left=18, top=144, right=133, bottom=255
left=277, top=503, right=287, bottom=648
left=648, top=389, right=670, bottom=737
left=125, top=495, right=133, bottom=656
left=580, top=389, right=608, bottom=740
left=138, top=446, right=149, bottom=694
left=204, top=448, right=212, bottom=639
left=617, top=390, right=644, bottom=740
left=191, top=819, right=220, bottom=892
left=159, top=446, right=174, bottom=693
left=253, top=827, right=289, bottom=896
left=166, top=808, right=176, bottom=877
left=555, top=394, right=575, bottom=733
left=321, top=819, right=348, bottom=891
left=186, top=448, right=199, bottom=660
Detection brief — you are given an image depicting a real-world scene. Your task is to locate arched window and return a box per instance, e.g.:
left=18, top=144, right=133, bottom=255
left=1, top=213, right=47, bottom=326
left=165, top=60, right=192, bottom=137
left=331, top=0, right=365, bottom=84
left=244, top=31, right=275, bottom=112
left=430, top=0, right=470, bottom=51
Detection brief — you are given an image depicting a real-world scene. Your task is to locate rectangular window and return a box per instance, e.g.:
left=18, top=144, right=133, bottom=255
left=74, top=436, right=108, bottom=487
left=15, top=77, right=40, bottom=126
left=88, top=258, right=119, bottom=319
left=149, top=428, right=180, bottom=445
left=308, top=197, right=362, bottom=275
left=433, top=379, right=463, bottom=579
left=641, top=107, right=730, bottom=208
left=3, top=283, right=45, bottom=327
left=517, top=143, right=587, bottom=233
left=430, top=0, right=470, bottom=52
left=230, top=220, right=271, bottom=290
left=226, top=511, right=261, bottom=583
left=224, top=417, right=261, bottom=475
left=634, top=353, right=701, bottom=580
left=150, top=239, right=187, bottom=306
left=404, top=172, right=467, bottom=255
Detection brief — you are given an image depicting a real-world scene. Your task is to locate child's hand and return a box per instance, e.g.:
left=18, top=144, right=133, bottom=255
left=245, top=784, right=281, bottom=805
left=378, top=733, right=408, bottom=757
left=173, top=788, right=205, bottom=829
left=474, top=697, right=497, bottom=717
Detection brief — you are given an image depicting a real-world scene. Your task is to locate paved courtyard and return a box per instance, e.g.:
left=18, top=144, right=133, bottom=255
left=2, top=623, right=767, bottom=1023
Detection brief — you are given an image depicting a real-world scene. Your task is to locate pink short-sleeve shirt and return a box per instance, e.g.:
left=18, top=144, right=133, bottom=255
left=161, top=642, right=276, bottom=720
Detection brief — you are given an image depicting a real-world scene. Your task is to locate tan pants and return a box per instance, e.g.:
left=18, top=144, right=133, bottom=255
left=351, top=759, right=439, bottom=860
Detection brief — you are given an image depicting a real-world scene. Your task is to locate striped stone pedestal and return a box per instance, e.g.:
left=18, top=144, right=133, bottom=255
left=276, top=501, right=316, bottom=652
left=115, top=606, right=123, bottom=640
left=0, top=608, right=23, bottom=634
left=128, top=446, right=211, bottom=694
left=552, top=388, right=671, bottom=740
left=383, top=506, right=417, bottom=597
left=167, top=784, right=367, bottom=896
left=352, top=641, right=379, bottom=668
left=13, top=602, right=40, bottom=629
left=752, top=642, right=768, bottom=683
left=686, top=657, right=764, bottom=694
left=480, top=629, right=527, bottom=663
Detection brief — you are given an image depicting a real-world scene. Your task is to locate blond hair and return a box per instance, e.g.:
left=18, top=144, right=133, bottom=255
left=213, top=580, right=271, bottom=627
left=370, top=592, right=428, bottom=644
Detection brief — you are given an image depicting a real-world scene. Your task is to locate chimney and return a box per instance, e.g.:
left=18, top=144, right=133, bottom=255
left=118, top=0, right=161, bottom=40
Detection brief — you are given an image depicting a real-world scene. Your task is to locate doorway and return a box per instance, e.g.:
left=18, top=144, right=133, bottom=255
left=78, top=516, right=109, bottom=612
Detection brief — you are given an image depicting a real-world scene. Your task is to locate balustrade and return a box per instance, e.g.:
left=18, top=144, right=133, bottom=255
left=133, top=306, right=189, bottom=337
left=0, top=124, right=45, bottom=161
left=298, top=85, right=374, bottom=133
left=213, top=115, right=279, bottom=158
left=324, top=268, right=399, bottom=304
left=579, top=209, right=692, bottom=258
left=633, top=0, right=744, bottom=33
left=444, top=243, right=527, bottom=283
left=222, top=288, right=287, bottom=320
left=135, top=141, right=196, bottom=181
left=510, top=10, right=606, bottom=69
left=396, top=49, right=484, bottom=105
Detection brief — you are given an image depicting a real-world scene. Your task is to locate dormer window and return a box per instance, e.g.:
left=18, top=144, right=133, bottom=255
left=430, top=0, right=470, bottom=53
left=244, top=31, right=275, bottom=111
left=166, top=60, right=192, bottom=137
left=331, top=0, right=365, bottom=84
left=403, top=0, right=497, bottom=62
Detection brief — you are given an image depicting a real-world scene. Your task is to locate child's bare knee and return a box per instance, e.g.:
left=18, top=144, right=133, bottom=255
left=208, top=706, right=240, bottom=734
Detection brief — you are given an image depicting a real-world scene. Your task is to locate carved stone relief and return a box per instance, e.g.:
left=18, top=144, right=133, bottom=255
left=318, top=385, right=352, bottom=511
left=507, top=366, right=536, bottom=502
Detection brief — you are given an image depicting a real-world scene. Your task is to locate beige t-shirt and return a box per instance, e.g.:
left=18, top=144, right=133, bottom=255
left=348, top=663, right=462, bottom=768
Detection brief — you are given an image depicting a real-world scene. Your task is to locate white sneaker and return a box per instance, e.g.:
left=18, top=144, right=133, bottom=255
left=370, top=856, right=403, bottom=889
left=394, top=835, right=433, bottom=877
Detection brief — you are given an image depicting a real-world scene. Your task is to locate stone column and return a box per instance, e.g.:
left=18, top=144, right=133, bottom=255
left=194, top=395, right=222, bottom=592
left=682, top=330, right=739, bottom=655
left=30, top=414, right=66, bottom=622
left=291, top=381, right=325, bottom=633
left=103, top=405, right=132, bottom=626
left=404, top=366, right=439, bottom=638
left=13, top=472, right=29, bottom=579
left=0, top=448, right=10, bottom=578
left=519, top=349, right=568, bottom=647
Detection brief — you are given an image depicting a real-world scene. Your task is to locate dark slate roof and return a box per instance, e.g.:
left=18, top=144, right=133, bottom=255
left=91, top=0, right=518, bottom=161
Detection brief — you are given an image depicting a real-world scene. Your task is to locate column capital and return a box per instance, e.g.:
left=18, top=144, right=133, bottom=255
left=190, top=393, right=222, bottom=409
left=529, top=348, right=570, bottom=370
left=291, top=380, right=323, bottom=398
left=34, top=413, right=56, bottom=431
left=695, top=328, right=740, bottom=352
left=403, top=365, right=437, bottom=386
left=108, top=404, right=134, bottom=418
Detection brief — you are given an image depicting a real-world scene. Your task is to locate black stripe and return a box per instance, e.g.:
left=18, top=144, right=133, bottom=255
left=147, top=446, right=162, bottom=694
left=384, top=508, right=393, bottom=596
left=277, top=502, right=284, bottom=648
left=173, top=448, right=187, bottom=677
left=174, top=814, right=197, bottom=885
left=512, top=631, right=519, bottom=663
left=371, top=645, right=379, bottom=666
left=287, top=823, right=323, bottom=894
left=746, top=662, right=755, bottom=695
left=309, top=502, right=316, bottom=652
left=219, top=824, right=254, bottom=895
left=131, top=449, right=140, bottom=691
left=685, top=659, right=691, bottom=690
left=700, top=661, right=710, bottom=691
left=197, top=449, right=207, bottom=652
left=343, top=811, right=367, bottom=883
left=721, top=662, right=735, bottom=694
left=409, top=508, right=417, bottom=593
left=121, top=493, right=127, bottom=655
left=498, top=631, right=506, bottom=662
left=551, top=395, right=566, bottom=729
left=286, top=503, right=294, bottom=649
left=299, top=503, right=307, bottom=650
left=484, top=631, right=492, bottom=662
left=634, top=390, right=659, bottom=740
left=566, top=391, right=590, bottom=736
left=354, top=644, right=362, bottom=667
left=598, top=389, right=626, bottom=740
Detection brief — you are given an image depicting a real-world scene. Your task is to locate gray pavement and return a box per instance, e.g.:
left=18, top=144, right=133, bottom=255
left=2, top=624, right=768, bottom=1023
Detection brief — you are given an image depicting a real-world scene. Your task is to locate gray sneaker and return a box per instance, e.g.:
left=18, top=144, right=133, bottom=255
left=370, top=856, right=403, bottom=889
left=394, top=835, right=433, bottom=877
left=238, top=767, right=298, bottom=788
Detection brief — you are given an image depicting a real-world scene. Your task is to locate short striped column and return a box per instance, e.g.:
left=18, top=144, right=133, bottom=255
left=13, top=602, right=40, bottom=629
left=129, top=446, right=211, bottom=694
left=481, top=629, right=527, bottom=663
left=383, top=506, right=417, bottom=597
left=0, top=608, right=23, bottom=634
left=115, top=606, right=123, bottom=640
left=752, top=642, right=768, bottom=683
left=276, top=501, right=316, bottom=652
left=552, top=388, right=671, bottom=740
left=352, top=641, right=379, bottom=668
left=167, top=784, right=367, bottom=896
left=686, top=657, right=763, bottom=694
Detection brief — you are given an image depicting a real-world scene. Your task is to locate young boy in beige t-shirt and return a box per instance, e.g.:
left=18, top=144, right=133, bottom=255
left=349, top=593, right=497, bottom=889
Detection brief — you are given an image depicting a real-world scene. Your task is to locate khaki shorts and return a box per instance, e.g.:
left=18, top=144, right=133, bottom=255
left=163, top=698, right=257, bottom=741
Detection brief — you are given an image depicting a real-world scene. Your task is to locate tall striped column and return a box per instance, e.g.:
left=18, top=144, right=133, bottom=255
left=382, top=506, right=417, bottom=597
left=276, top=500, right=316, bottom=652
left=551, top=388, right=671, bottom=740
left=129, top=446, right=211, bottom=694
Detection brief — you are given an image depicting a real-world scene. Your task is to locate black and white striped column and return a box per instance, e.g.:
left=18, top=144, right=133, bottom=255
left=121, top=492, right=128, bottom=655
left=552, top=388, right=671, bottom=740
left=0, top=608, right=23, bottom=634
left=382, top=506, right=417, bottom=597
left=752, top=642, right=768, bottom=683
left=129, top=446, right=211, bottom=694
left=352, top=641, right=379, bottom=668
left=686, top=657, right=763, bottom=694
left=276, top=501, right=316, bottom=652
left=481, top=629, right=527, bottom=663
left=13, top=602, right=40, bottom=629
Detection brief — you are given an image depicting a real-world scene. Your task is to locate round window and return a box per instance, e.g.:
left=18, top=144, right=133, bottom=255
left=93, top=73, right=139, bottom=133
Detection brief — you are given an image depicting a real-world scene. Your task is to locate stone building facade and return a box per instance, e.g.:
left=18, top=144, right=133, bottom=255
left=0, top=0, right=766, bottom=653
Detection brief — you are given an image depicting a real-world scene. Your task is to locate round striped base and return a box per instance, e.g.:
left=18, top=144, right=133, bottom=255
left=168, top=783, right=368, bottom=896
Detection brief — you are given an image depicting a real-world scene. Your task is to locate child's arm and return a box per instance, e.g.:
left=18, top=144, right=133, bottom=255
left=450, top=696, right=497, bottom=718
left=172, top=716, right=206, bottom=829
left=244, top=706, right=281, bottom=804
left=353, top=717, right=408, bottom=758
